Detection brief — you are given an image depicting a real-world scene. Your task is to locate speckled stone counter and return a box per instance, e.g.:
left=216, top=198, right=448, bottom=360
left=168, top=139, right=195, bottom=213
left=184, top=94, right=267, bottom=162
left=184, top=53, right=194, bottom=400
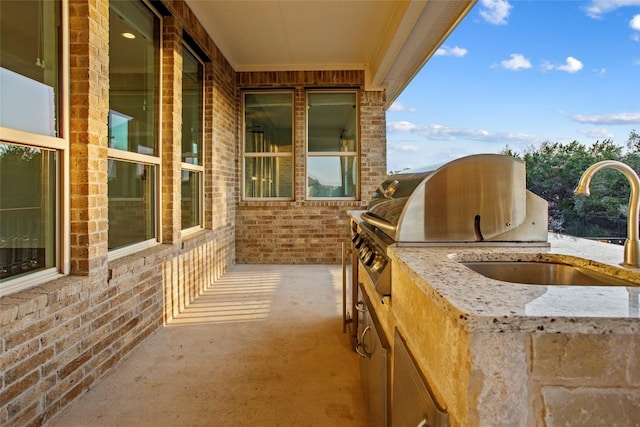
left=389, top=233, right=640, bottom=334
left=366, top=232, right=640, bottom=426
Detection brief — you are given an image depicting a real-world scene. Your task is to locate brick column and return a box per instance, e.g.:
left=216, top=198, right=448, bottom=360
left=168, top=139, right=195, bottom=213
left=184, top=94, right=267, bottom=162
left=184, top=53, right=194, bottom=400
left=68, top=0, right=109, bottom=275
left=203, top=61, right=214, bottom=230
left=207, top=56, right=237, bottom=231
left=294, top=86, right=306, bottom=201
left=360, top=90, right=387, bottom=199
left=161, top=16, right=183, bottom=244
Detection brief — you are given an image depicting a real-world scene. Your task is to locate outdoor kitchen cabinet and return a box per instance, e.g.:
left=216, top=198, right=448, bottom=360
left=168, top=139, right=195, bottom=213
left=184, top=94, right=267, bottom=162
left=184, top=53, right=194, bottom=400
left=356, top=283, right=389, bottom=427
left=353, top=276, right=449, bottom=427
left=392, top=330, right=449, bottom=427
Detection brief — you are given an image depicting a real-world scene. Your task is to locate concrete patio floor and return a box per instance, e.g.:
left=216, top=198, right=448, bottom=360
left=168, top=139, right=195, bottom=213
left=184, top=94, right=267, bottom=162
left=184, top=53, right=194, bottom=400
left=50, top=264, right=367, bottom=427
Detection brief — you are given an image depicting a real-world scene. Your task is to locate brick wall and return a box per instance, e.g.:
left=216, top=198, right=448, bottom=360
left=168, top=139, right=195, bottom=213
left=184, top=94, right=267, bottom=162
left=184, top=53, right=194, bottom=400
left=236, top=201, right=356, bottom=264
left=235, top=72, right=387, bottom=264
left=0, top=231, right=234, bottom=426
left=0, top=1, right=236, bottom=425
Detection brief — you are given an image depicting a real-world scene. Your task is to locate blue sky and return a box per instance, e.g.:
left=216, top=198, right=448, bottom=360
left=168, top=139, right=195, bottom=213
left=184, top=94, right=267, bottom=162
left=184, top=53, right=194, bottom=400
left=387, top=0, right=640, bottom=173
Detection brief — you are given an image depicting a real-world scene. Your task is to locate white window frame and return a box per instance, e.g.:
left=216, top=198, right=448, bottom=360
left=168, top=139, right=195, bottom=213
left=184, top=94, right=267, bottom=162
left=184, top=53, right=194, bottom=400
left=241, top=91, right=294, bottom=201
left=107, top=0, right=163, bottom=260
left=0, top=0, right=69, bottom=296
left=306, top=90, right=359, bottom=201
left=180, top=42, right=205, bottom=236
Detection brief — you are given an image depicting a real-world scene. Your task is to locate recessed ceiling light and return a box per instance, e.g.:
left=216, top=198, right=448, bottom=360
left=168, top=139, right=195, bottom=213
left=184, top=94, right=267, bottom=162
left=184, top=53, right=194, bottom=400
left=122, top=32, right=136, bottom=39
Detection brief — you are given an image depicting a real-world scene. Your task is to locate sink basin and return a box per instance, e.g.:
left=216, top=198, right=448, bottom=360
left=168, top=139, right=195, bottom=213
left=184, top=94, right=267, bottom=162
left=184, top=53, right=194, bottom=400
left=462, top=261, right=638, bottom=286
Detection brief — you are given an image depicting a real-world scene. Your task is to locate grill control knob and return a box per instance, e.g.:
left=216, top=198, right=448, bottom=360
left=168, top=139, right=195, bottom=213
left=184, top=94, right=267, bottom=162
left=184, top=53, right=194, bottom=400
left=371, top=256, right=385, bottom=272
left=359, top=245, right=369, bottom=258
left=351, top=232, right=360, bottom=243
left=364, top=251, right=376, bottom=266
left=355, top=236, right=365, bottom=249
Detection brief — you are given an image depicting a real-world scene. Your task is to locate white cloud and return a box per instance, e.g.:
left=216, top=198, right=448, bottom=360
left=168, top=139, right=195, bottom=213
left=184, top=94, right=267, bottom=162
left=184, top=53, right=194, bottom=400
left=479, top=0, right=512, bottom=25
left=387, top=121, right=541, bottom=145
left=499, top=54, right=532, bottom=71
left=557, top=57, right=584, bottom=73
left=541, top=57, right=584, bottom=73
left=435, top=46, right=468, bottom=57
left=585, top=0, right=640, bottom=18
left=388, top=102, right=416, bottom=112
left=577, top=128, right=615, bottom=140
left=396, top=145, right=420, bottom=152
left=570, top=112, right=640, bottom=125
left=387, top=121, right=418, bottom=132
left=631, top=14, right=640, bottom=30
left=386, top=124, right=546, bottom=172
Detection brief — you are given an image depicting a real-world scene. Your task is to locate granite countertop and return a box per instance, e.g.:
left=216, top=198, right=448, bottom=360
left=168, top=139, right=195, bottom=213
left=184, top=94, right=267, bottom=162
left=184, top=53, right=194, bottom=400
left=388, top=233, right=640, bottom=334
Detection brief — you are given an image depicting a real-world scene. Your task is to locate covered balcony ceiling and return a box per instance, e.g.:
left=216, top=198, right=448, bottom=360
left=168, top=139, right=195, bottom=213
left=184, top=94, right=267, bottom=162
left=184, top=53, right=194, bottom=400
left=184, top=0, right=477, bottom=108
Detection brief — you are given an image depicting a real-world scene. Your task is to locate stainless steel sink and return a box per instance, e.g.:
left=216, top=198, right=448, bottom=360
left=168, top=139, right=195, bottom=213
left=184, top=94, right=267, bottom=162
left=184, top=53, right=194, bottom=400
left=462, top=261, right=638, bottom=286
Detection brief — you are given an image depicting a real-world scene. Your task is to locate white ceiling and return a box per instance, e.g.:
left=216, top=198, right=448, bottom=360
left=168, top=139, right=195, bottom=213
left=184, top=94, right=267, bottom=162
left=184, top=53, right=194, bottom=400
left=184, top=0, right=476, bottom=108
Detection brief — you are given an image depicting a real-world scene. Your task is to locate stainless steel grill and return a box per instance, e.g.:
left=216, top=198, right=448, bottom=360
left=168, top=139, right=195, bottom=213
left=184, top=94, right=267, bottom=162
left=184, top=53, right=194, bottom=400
left=351, top=154, right=549, bottom=295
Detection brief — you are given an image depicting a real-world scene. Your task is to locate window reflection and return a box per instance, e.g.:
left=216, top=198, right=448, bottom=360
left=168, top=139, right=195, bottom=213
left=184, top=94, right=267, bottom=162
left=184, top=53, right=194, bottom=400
left=181, top=45, right=204, bottom=231
left=244, top=156, right=293, bottom=198
left=108, top=160, right=155, bottom=250
left=0, top=143, right=56, bottom=281
left=0, top=0, right=61, bottom=136
left=181, top=170, right=200, bottom=230
left=108, top=0, right=160, bottom=251
left=182, top=48, right=202, bottom=166
left=243, top=92, right=294, bottom=199
left=307, top=156, right=356, bottom=197
left=109, top=0, right=159, bottom=156
left=307, top=92, right=358, bottom=199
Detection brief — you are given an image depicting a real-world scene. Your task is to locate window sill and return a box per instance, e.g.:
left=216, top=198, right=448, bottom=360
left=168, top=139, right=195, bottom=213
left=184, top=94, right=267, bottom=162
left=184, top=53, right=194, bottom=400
left=181, top=229, right=215, bottom=251
left=108, top=244, right=177, bottom=281
left=1, top=274, right=87, bottom=326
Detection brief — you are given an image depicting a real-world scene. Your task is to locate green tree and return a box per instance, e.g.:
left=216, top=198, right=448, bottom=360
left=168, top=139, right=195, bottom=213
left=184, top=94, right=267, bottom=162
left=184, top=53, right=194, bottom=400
left=503, top=132, right=639, bottom=238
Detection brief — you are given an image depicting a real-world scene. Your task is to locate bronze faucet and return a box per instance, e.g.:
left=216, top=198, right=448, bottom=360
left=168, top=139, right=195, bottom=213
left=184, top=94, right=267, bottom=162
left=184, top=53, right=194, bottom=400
left=574, top=160, right=640, bottom=267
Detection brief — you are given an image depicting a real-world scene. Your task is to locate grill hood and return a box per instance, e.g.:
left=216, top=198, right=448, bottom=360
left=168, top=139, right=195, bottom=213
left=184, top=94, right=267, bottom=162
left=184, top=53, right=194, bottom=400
left=361, top=154, right=548, bottom=244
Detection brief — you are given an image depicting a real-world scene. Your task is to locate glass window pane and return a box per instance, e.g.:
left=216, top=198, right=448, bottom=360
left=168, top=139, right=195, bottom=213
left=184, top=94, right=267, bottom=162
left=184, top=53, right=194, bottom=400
left=0, top=0, right=61, bottom=136
left=0, top=143, right=56, bottom=282
left=307, top=156, right=357, bottom=198
left=181, top=170, right=200, bottom=229
left=244, top=93, right=292, bottom=153
left=244, top=157, right=293, bottom=198
left=108, top=160, right=155, bottom=250
left=308, top=92, right=357, bottom=153
left=182, top=47, right=203, bottom=165
left=109, top=1, right=160, bottom=156
left=243, top=92, right=294, bottom=200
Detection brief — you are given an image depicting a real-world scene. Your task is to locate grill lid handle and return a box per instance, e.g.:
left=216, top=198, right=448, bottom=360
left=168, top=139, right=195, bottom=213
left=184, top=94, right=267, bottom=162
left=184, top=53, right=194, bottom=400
left=361, top=211, right=397, bottom=237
